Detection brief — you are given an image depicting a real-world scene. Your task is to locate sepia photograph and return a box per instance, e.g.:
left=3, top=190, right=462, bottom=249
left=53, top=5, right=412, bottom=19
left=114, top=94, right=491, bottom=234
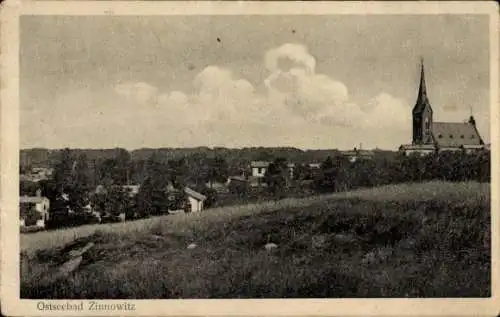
left=1, top=1, right=499, bottom=316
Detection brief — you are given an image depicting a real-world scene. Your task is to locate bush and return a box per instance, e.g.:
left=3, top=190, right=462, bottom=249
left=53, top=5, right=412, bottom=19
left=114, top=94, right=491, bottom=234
left=202, top=188, right=218, bottom=209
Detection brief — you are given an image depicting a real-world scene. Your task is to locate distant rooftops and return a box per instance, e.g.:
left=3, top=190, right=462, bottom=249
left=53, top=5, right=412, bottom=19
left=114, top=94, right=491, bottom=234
left=251, top=161, right=295, bottom=168
left=341, top=148, right=375, bottom=157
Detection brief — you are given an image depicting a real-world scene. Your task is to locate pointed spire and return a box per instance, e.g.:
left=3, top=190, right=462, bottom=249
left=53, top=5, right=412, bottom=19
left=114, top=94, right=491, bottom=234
left=418, top=57, right=427, bottom=100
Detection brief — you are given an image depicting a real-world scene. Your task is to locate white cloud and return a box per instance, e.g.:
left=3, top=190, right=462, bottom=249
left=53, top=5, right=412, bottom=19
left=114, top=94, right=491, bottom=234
left=264, top=43, right=316, bottom=74
left=263, top=43, right=410, bottom=131
left=110, top=43, right=413, bottom=149
left=114, top=82, right=158, bottom=105
left=361, top=93, right=412, bottom=130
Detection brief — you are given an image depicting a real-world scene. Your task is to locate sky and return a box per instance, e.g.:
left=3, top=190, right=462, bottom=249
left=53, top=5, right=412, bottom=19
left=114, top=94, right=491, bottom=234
left=20, top=14, right=491, bottom=150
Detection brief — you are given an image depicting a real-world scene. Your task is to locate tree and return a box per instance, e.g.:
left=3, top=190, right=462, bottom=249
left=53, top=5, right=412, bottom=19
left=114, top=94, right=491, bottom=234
left=264, top=157, right=289, bottom=199
left=53, top=148, right=75, bottom=194
left=294, top=163, right=313, bottom=181
left=136, top=176, right=169, bottom=217
left=20, top=181, right=39, bottom=196
left=205, top=156, right=229, bottom=188
left=97, top=149, right=132, bottom=186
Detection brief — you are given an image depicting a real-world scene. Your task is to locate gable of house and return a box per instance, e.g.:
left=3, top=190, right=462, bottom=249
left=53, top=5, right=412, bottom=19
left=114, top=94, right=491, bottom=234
left=184, top=187, right=207, bottom=201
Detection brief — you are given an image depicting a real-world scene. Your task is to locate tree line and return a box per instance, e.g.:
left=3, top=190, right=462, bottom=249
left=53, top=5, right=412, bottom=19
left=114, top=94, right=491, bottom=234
left=303, top=150, right=489, bottom=194
left=20, top=147, right=490, bottom=229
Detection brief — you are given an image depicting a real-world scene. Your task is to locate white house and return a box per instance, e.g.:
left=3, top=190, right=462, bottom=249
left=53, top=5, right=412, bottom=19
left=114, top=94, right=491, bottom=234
left=308, top=163, right=321, bottom=169
left=184, top=187, right=207, bottom=212
left=251, top=161, right=296, bottom=179
left=19, top=189, right=50, bottom=229
left=251, top=161, right=269, bottom=178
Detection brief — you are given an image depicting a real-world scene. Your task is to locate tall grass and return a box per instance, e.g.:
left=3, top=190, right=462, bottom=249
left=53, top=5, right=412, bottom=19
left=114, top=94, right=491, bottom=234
left=20, top=181, right=490, bottom=298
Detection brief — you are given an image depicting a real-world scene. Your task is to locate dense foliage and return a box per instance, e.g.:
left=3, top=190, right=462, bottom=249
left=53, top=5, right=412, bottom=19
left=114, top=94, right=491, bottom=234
left=20, top=147, right=490, bottom=230
left=313, top=150, right=490, bottom=193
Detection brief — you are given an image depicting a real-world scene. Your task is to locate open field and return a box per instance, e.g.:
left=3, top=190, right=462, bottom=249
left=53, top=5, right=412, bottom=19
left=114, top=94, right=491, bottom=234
left=20, top=181, right=491, bottom=298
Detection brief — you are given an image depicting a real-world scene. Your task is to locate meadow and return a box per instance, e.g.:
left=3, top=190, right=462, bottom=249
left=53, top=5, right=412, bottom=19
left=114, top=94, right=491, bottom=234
left=20, top=181, right=491, bottom=298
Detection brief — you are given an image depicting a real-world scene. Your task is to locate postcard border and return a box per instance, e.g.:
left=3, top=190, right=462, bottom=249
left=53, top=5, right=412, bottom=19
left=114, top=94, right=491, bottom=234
left=1, top=1, right=499, bottom=316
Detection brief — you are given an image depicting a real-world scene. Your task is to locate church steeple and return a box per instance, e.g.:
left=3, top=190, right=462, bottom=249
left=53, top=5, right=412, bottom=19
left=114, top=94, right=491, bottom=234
left=412, top=58, right=434, bottom=145
left=417, top=58, right=427, bottom=102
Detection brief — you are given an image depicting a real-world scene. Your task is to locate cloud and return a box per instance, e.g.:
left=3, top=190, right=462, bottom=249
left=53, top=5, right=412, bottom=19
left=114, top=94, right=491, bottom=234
left=114, top=82, right=158, bottom=105
left=263, top=43, right=410, bottom=130
left=110, top=43, right=412, bottom=149
left=264, top=43, right=316, bottom=74
left=361, top=93, right=411, bottom=129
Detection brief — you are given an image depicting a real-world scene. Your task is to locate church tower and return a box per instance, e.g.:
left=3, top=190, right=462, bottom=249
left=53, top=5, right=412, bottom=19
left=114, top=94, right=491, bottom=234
left=412, top=59, right=433, bottom=145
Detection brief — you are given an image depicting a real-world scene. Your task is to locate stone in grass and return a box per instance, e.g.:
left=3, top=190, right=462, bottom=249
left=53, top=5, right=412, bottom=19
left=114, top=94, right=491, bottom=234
left=187, top=243, right=197, bottom=249
left=59, top=256, right=83, bottom=275
left=68, top=242, right=95, bottom=258
left=265, top=243, right=278, bottom=251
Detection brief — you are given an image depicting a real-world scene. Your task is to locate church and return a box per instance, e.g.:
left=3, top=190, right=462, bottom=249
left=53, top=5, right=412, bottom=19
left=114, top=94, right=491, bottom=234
left=399, top=60, right=486, bottom=155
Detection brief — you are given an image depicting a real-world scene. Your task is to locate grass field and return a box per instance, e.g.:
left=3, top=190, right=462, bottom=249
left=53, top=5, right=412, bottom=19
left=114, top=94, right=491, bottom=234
left=20, top=181, right=491, bottom=298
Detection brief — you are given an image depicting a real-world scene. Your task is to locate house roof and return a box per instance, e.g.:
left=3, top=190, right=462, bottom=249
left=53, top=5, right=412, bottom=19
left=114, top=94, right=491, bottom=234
left=251, top=161, right=270, bottom=168
left=432, top=122, right=483, bottom=147
left=184, top=187, right=207, bottom=201
left=20, top=196, right=47, bottom=204
left=229, top=176, right=247, bottom=182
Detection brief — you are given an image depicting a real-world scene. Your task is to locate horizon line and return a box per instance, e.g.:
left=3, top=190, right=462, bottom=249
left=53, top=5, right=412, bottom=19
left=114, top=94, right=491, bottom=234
left=19, top=145, right=396, bottom=152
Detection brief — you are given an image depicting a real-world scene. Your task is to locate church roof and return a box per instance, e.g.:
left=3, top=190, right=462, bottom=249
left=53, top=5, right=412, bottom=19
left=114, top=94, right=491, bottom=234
left=431, top=122, right=483, bottom=147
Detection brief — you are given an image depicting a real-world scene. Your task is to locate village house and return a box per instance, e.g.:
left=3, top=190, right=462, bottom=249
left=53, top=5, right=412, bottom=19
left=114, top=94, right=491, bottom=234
left=184, top=187, right=207, bottom=212
left=308, top=163, right=322, bottom=169
left=399, top=60, right=487, bottom=155
left=341, top=148, right=375, bottom=163
left=250, top=161, right=295, bottom=178
left=250, top=161, right=269, bottom=178
left=20, top=189, right=50, bottom=229
left=249, top=161, right=296, bottom=187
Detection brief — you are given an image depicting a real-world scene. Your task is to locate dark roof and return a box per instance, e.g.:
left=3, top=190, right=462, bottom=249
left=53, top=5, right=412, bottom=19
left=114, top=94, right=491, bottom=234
left=432, top=122, right=483, bottom=147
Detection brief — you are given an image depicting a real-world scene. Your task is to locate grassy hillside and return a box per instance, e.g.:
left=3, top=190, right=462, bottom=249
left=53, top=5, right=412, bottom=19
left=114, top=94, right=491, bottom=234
left=20, top=181, right=490, bottom=298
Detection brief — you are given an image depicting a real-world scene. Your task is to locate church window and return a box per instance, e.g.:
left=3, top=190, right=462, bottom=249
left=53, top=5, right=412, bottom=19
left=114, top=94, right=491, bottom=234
left=471, top=135, right=475, bottom=139
left=449, top=135, right=453, bottom=138
left=438, top=134, right=443, bottom=138
left=460, top=135, right=464, bottom=139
